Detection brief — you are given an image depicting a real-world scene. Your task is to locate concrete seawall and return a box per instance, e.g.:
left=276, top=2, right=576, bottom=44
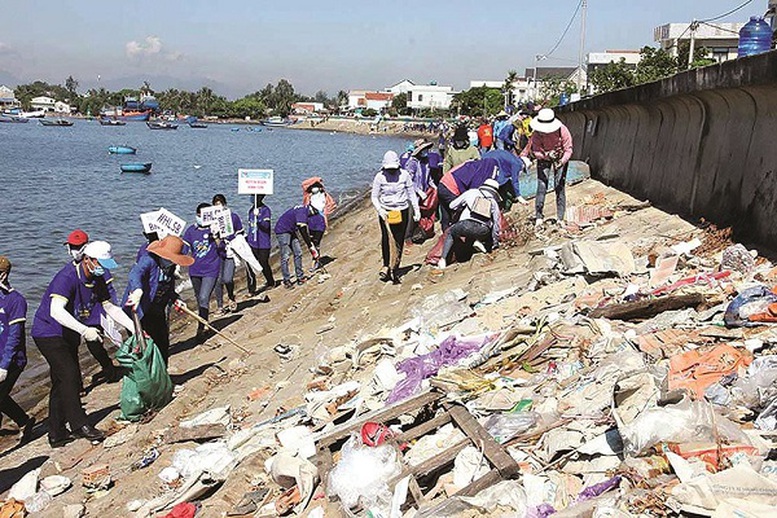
left=558, top=50, right=777, bottom=246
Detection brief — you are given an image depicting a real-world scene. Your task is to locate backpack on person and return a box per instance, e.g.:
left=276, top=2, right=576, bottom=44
left=470, top=191, right=493, bottom=222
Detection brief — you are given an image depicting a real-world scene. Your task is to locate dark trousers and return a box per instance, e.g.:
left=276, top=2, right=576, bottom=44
left=34, top=336, right=88, bottom=437
left=142, top=305, right=170, bottom=365
left=246, top=247, right=275, bottom=292
left=0, top=365, right=28, bottom=427
left=536, top=161, right=568, bottom=221
left=437, top=183, right=458, bottom=231
left=86, top=339, right=116, bottom=375
left=379, top=208, right=410, bottom=271
left=190, top=275, right=218, bottom=333
left=442, top=219, right=491, bottom=260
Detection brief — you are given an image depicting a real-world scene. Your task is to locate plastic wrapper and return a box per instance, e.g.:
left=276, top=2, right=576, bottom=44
left=724, top=285, right=777, bottom=327
left=483, top=412, right=539, bottom=444
left=327, top=434, right=401, bottom=511
left=386, top=335, right=486, bottom=404
left=619, top=399, right=753, bottom=456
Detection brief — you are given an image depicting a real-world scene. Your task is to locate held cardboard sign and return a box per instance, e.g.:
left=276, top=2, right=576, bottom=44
left=238, top=169, right=274, bottom=195
left=140, top=207, right=186, bottom=237
left=200, top=206, right=234, bottom=237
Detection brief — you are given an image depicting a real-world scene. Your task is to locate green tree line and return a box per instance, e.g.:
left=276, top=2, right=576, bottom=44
left=11, top=77, right=348, bottom=119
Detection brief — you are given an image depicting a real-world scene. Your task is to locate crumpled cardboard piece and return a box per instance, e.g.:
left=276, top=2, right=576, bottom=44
left=672, top=464, right=777, bottom=512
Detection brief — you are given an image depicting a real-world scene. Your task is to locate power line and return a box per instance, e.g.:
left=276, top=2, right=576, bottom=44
left=698, top=20, right=742, bottom=35
left=700, top=0, right=756, bottom=23
left=544, top=0, right=584, bottom=58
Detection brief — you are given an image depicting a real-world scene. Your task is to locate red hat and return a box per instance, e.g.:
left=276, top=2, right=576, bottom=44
left=65, top=229, right=89, bottom=246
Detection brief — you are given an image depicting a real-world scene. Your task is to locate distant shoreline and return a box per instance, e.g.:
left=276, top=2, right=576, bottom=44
left=287, top=117, right=432, bottom=140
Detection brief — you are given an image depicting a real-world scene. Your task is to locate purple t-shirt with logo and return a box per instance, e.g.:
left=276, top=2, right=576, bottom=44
left=31, top=263, right=111, bottom=339
left=274, top=206, right=310, bottom=235
left=309, top=213, right=326, bottom=233
left=0, top=288, right=27, bottom=370
left=246, top=205, right=272, bottom=249
left=183, top=224, right=223, bottom=278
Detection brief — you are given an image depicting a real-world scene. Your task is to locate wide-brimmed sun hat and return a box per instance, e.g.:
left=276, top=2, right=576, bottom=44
left=411, top=139, right=433, bottom=156
left=147, top=235, right=195, bottom=267
left=480, top=178, right=503, bottom=201
left=530, top=108, right=563, bottom=134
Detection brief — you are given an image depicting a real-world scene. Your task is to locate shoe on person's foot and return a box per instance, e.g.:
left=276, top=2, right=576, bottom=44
left=472, top=241, right=487, bottom=254
left=227, top=300, right=238, bottom=312
left=215, top=307, right=229, bottom=317
left=48, top=434, right=75, bottom=448
left=436, top=258, right=447, bottom=270
left=391, top=270, right=401, bottom=285
left=379, top=267, right=390, bottom=282
left=297, top=276, right=308, bottom=285
left=73, top=424, right=105, bottom=443
left=283, top=280, right=295, bottom=290
left=20, top=417, right=35, bottom=445
left=535, top=218, right=544, bottom=229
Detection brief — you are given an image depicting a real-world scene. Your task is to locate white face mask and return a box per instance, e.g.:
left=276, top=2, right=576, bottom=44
left=0, top=271, right=8, bottom=288
left=69, top=245, right=86, bottom=262
left=310, top=192, right=326, bottom=213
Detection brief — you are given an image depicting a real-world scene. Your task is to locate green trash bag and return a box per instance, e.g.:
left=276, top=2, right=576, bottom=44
left=116, top=334, right=173, bottom=421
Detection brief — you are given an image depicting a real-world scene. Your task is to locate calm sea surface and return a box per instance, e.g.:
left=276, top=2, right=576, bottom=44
left=1, top=121, right=406, bottom=306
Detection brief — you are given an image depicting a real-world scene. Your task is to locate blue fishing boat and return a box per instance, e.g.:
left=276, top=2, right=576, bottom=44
left=108, top=146, right=137, bottom=154
left=120, top=162, right=152, bottom=174
left=0, top=115, right=28, bottom=123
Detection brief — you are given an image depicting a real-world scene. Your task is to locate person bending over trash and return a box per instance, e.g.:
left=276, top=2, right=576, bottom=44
left=123, top=235, right=195, bottom=365
left=275, top=204, right=320, bottom=289
left=437, top=179, right=502, bottom=269
left=31, top=241, right=134, bottom=447
left=0, top=256, right=35, bottom=446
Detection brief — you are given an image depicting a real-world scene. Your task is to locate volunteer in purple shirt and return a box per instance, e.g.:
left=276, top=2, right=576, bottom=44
left=64, top=229, right=122, bottom=384
left=31, top=241, right=134, bottom=447
left=124, top=235, right=195, bottom=365
left=182, top=203, right=225, bottom=341
left=212, top=194, right=244, bottom=314
left=246, top=195, right=276, bottom=294
left=274, top=204, right=319, bottom=289
left=0, top=256, right=35, bottom=445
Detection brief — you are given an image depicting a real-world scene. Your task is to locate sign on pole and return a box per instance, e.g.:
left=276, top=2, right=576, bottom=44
left=238, top=169, right=274, bottom=195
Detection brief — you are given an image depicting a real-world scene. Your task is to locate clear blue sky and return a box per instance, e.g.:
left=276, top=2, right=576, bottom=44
left=0, top=0, right=767, bottom=98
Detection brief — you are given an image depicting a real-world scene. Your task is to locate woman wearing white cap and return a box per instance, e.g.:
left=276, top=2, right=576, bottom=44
left=520, top=108, right=573, bottom=227
left=371, top=150, right=420, bottom=284
left=31, top=241, right=134, bottom=447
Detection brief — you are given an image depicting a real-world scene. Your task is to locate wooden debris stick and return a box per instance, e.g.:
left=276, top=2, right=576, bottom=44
left=446, top=404, right=520, bottom=479
left=589, top=293, right=705, bottom=321
left=164, top=423, right=227, bottom=444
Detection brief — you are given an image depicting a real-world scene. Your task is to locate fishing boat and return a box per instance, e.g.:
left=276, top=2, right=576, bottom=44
left=259, top=116, right=291, bottom=128
left=230, top=127, right=241, bottom=132
left=147, top=121, right=178, bottom=130
left=0, top=115, right=28, bottom=123
left=188, top=122, right=208, bottom=129
left=100, top=107, right=151, bottom=121
left=120, top=162, right=152, bottom=174
left=99, top=118, right=126, bottom=126
left=108, top=145, right=137, bottom=154
left=39, top=118, right=74, bottom=127
left=18, top=109, right=46, bottom=119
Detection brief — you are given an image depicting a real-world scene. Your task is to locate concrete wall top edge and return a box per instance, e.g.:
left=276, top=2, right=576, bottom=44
left=560, top=50, right=777, bottom=113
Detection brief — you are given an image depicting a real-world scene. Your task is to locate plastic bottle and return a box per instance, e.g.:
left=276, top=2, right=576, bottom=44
left=738, top=16, right=773, bottom=58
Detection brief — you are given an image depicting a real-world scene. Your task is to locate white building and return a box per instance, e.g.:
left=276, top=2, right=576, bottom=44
left=386, top=79, right=415, bottom=96
left=0, top=85, right=18, bottom=109
left=406, top=83, right=456, bottom=111
left=30, top=96, right=56, bottom=112
left=54, top=101, right=73, bottom=114
left=469, top=79, right=532, bottom=104
left=586, top=50, right=642, bottom=73
left=347, top=90, right=394, bottom=111
left=654, top=22, right=745, bottom=63
left=291, top=102, right=325, bottom=114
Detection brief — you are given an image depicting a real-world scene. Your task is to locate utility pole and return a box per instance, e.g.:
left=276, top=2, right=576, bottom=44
left=578, top=0, right=588, bottom=92
left=688, top=20, right=698, bottom=68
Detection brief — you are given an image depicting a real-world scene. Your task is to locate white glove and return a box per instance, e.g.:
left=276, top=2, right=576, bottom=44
left=0, top=368, right=7, bottom=382
left=378, top=209, right=388, bottom=220
left=82, top=327, right=102, bottom=342
left=127, top=289, right=143, bottom=309
left=517, top=196, right=529, bottom=206
left=413, top=212, right=421, bottom=222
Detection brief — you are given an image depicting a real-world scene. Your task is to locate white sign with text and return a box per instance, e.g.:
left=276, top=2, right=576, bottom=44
left=238, top=169, right=274, bottom=195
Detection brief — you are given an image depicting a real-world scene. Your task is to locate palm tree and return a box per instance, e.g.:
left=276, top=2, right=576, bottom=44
left=503, top=69, right=519, bottom=109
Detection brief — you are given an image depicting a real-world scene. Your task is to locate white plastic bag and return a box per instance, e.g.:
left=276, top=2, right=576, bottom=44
left=483, top=412, right=538, bottom=444
left=327, top=434, right=401, bottom=511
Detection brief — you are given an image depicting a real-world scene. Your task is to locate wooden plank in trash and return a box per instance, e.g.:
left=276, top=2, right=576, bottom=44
left=164, top=423, right=227, bottom=444
left=317, top=390, right=442, bottom=446
left=446, top=404, right=520, bottom=479
left=454, top=469, right=502, bottom=498
left=391, top=412, right=451, bottom=445
left=589, top=293, right=705, bottom=321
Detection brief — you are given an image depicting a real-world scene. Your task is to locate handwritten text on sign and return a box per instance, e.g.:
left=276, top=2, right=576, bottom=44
left=140, top=207, right=186, bottom=237
left=200, top=206, right=234, bottom=237
left=238, top=169, right=274, bottom=195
